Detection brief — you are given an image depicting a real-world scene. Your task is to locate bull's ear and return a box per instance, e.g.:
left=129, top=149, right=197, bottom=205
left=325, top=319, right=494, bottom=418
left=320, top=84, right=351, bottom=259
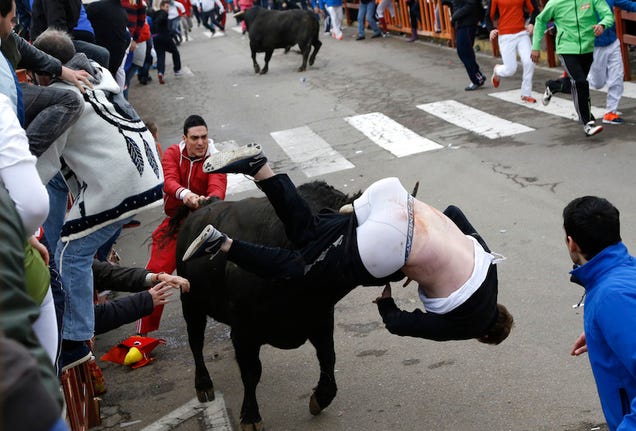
left=411, top=181, right=419, bottom=198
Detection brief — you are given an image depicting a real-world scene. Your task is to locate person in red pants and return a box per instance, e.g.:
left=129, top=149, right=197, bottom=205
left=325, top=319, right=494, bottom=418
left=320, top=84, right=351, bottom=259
left=136, top=115, right=227, bottom=335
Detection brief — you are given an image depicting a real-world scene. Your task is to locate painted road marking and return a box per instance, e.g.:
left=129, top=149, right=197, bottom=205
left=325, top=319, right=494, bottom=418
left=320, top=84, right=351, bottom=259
left=139, top=393, right=231, bottom=431
left=489, top=89, right=605, bottom=122
left=344, top=112, right=443, bottom=156
left=417, top=100, right=534, bottom=139
left=271, top=126, right=355, bottom=177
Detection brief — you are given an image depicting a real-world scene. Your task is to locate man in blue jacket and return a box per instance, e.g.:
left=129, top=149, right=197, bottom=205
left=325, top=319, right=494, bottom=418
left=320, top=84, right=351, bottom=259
left=564, top=196, right=636, bottom=430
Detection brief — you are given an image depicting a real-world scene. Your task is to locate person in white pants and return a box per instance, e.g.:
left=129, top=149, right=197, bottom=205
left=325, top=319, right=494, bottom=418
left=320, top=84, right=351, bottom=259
left=487, top=0, right=539, bottom=103
left=588, top=0, right=636, bottom=124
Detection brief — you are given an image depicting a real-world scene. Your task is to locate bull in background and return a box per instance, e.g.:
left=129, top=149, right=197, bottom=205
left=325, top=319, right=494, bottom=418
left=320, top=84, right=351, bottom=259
left=176, top=181, right=360, bottom=431
left=237, top=7, right=322, bottom=74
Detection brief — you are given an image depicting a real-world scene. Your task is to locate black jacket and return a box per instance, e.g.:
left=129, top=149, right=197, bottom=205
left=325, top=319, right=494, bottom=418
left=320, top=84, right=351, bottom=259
left=92, top=260, right=154, bottom=335
left=443, top=0, right=484, bottom=28
left=30, top=0, right=82, bottom=41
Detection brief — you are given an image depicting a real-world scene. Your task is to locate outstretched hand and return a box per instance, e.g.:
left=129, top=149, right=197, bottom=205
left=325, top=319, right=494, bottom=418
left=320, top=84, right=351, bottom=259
left=570, top=331, right=588, bottom=356
left=148, top=282, right=175, bottom=307
left=373, top=284, right=392, bottom=304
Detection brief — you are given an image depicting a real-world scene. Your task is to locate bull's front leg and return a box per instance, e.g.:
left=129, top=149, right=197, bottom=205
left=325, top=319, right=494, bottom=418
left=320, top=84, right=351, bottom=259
left=251, top=48, right=260, bottom=74
left=307, top=314, right=338, bottom=415
left=182, top=295, right=215, bottom=402
left=260, top=49, right=273, bottom=74
left=231, top=332, right=264, bottom=431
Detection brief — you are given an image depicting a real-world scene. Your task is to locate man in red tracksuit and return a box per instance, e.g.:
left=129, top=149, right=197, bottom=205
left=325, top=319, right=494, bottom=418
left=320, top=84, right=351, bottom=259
left=136, top=115, right=227, bottom=335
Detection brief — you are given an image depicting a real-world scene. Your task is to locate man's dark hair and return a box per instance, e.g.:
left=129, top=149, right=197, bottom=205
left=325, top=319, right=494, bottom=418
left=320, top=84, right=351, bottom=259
left=0, top=0, right=11, bottom=17
left=478, top=304, right=514, bottom=345
left=183, top=115, right=207, bottom=136
left=160, top=0, right=171, bottom=6
left=563, top=196, right=621, bottom=260
left=32, top=29, right=76, bottom=64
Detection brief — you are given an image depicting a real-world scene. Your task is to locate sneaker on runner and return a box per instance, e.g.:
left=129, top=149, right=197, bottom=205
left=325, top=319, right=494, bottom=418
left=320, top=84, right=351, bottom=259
left=491, top=65, right=501, bottom=88
left=602, top=112, right=624, bottom=124
left=203, top=143, right=267, bottom=175
left=182, top=224, right=227, bottom=261
left=584, top=121, right=603, bottom=137
left=521, top=95, right=537, bottom=103
left=542, top=85, right=552, bottom=106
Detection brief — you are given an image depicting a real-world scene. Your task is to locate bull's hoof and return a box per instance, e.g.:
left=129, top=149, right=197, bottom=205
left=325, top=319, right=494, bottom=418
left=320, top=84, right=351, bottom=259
left=259, top=69, right=268, bottom=75
left=196, top=388, right=216, bottom=402
left=240, top=421, right=265, bottom=431
left=309, top=393, right=323, bottom=416
left=254, top=66, right=260, bottom=74
left=297, top=66, right=306, bottom=72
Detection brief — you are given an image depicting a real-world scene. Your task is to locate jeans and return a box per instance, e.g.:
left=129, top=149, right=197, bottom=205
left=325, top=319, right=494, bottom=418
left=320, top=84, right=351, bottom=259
left=73, top=39, right=110, bottom=70
left=154, top=35, right=182, bottom=75
left=201, top=8, right=225, bottom=32
left=456, top=25, right=484, bottom=85
left=57, top=217, right=131, bottom=341
left=21, top=84, right=83, bottom=157
left=357, top=2, right=380, bottom=37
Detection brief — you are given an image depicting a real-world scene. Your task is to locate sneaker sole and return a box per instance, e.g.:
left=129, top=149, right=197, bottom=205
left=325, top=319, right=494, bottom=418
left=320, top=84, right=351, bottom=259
left=203, top=143, right=263, bottom=174
left=183, top=224, right=215, bottom=261
left=602, top=119, right=624, bottom=124
left=61, top=351, right=94, bottom=373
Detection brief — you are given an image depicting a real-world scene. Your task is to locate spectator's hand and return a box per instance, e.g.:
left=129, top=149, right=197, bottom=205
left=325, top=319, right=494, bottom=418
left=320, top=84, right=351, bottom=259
left=372, top=284, right=392, bottom=303
left=489, top=29, right=498, bottom=41
left=130, top=40, right=137, bottom=52
left=28, top=235, right=49, bottom=265
left=525, top=23, right=533, bottom=35
left=183, top=192, right=202, bottom=209
left=592, top=24, right=605, bottom=37
left=60, top=66, right=93, bottom=93
left=570, top=331, right=588, bottom=356
left=530, top=49, right=540, bottom=64
left=157, top=273, right=191, bottom=293
left=148, top=282, right=174, bottom=307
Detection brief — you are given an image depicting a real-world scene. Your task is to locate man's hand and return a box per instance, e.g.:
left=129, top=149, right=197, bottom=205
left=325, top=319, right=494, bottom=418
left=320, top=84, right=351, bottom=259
left=526, top=23, right=534, bottom=35
left=183, top=192, right=203, bottom=209
left=28, top=235, right=49, bottom=265
left=570, top=331, right=588, bottom=356
left=592, top=24, right=605, bottom=37
left=129, top=40, right=137, bottom=52
left=155, top=273, right=191, bottom=293
left=148, top=282, right=174, bottom=307
left=373, top=284, right=392, bottom=304
left=60, top=66, right=93, bottom=93
left=530, top=50, right=540, bottom=64
left=489, top=29, right=498, bottom=41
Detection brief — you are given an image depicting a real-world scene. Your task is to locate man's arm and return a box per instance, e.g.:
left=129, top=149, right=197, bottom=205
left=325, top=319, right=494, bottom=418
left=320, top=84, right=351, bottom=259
left=206, top=173, right=228, bottom=200
left=92, top=260, right=149, bottom=293
left=615, top=0, right=636, bottom=12
left=593, top=0, right=614, bottom=29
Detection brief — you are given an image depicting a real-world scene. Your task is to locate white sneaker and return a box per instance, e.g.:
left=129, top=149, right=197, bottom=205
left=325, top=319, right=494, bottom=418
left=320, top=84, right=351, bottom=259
left=182, top=224, right=227, bottom=261
left=542, top=85, right=552, bottom=106
left=212, top=31, right=226, bottom=37
left=584, top=121, right=603, bottom=137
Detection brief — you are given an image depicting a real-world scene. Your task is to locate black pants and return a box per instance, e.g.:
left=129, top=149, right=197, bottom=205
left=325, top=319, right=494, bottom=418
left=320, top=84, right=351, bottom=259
left=547, top=53, right=594, bottom=124
left=227, top=174, right=354, bottom=281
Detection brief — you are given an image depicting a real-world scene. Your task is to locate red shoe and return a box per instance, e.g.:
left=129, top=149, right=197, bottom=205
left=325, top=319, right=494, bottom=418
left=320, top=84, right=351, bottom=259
left=521, top=95, right=537, bottom=103
left=491, top=65, right=501, bottom=88
left=158, top=74, right=165, bottom=85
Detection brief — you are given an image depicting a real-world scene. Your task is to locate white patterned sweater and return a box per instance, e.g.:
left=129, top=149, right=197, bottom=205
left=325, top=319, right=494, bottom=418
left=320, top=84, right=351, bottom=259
left=37, top=57, right=164, bottom=242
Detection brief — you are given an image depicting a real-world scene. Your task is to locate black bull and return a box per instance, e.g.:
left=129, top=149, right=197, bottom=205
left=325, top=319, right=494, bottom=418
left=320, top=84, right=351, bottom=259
left=241, top=7, right=322, bottom=74
left=176, top=181, right=363, bottom=430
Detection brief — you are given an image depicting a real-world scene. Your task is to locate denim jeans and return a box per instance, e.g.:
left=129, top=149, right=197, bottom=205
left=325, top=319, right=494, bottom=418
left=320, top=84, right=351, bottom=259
left=21, top=84, right=83, bottom=157
left=73, top=39, right=110, bottom=70
left=201, top=8, right=225, bottom=32
left=154, top=35, right=182, bottom=75
left=56, top=217, right=131, bottom=341
left=357, top=2, right=380, bottom=37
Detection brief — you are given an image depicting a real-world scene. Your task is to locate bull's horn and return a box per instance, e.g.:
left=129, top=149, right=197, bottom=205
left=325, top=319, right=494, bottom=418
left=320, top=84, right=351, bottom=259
left=411, top=181, right=419, bottom=198
left=234, top=10, right=245, bottom=18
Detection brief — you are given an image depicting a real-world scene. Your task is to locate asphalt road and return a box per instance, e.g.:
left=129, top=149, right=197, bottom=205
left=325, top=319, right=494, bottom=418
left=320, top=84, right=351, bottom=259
left=90, top=19, right=636, bottom=431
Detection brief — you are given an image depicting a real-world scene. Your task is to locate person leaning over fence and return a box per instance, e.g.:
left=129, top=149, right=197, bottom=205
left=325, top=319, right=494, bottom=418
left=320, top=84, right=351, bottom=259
left=183, top=144, right=514, bottom=345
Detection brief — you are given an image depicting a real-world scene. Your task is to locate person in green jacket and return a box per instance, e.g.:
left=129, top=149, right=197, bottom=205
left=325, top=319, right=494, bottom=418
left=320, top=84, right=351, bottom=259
left=530, top=0, right=614, bottom=137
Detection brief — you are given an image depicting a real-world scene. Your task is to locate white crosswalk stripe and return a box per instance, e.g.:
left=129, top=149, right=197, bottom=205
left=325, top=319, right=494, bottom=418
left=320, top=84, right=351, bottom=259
left=417, top=100, right=534, bottom=139
left=489, top=89, right=605, bottom=121
left=344, top=112, right=443, bottom=156
left=270, top=126, right=355, bottom=177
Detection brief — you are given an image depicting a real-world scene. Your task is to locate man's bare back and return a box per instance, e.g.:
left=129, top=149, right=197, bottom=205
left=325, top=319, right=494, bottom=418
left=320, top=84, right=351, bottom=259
left=402, top=199, right=475, bottom=299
